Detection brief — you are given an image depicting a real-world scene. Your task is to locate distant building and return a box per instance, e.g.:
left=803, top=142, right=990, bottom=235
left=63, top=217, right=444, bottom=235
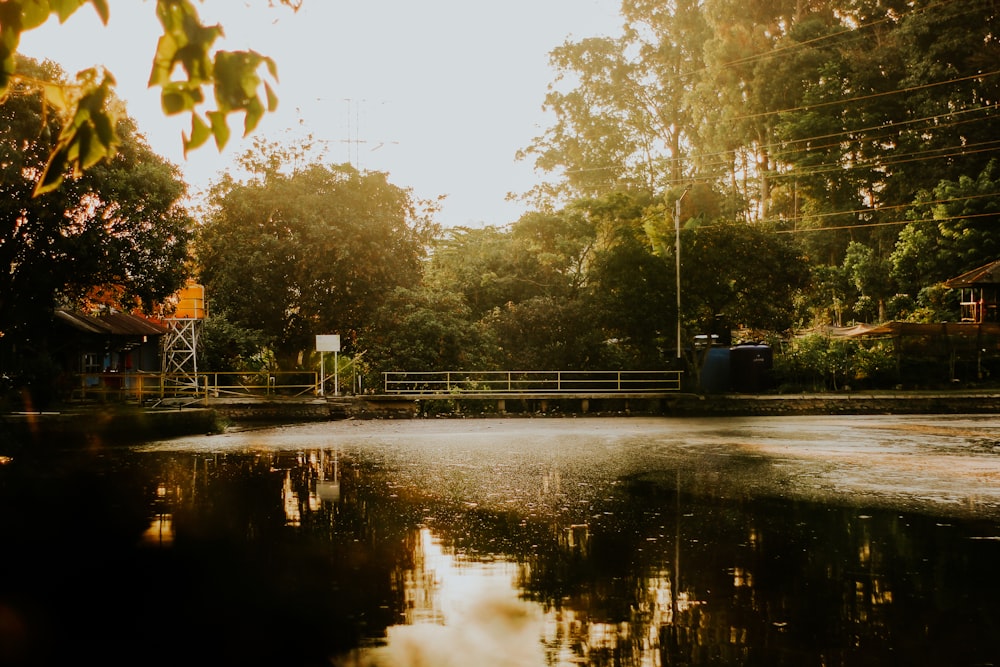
left=836, top=261, right=1000, bottom=386
left=943, top=259, right=1000, bottom=324
left=54, top=309, right=168, bottom=397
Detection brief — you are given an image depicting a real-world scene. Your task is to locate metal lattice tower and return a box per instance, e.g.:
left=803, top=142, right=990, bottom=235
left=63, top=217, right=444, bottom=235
left=161, top=284, right=206, bottom=391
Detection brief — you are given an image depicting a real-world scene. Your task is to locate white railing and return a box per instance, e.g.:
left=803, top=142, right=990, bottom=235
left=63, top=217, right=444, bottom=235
left=72, top=371, right=320, bottom=403
left=382, top=370, right=683, bottom=395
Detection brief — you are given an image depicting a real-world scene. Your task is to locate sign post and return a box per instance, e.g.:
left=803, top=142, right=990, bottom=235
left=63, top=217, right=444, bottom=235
left=315, top=335, right=341, bottom=396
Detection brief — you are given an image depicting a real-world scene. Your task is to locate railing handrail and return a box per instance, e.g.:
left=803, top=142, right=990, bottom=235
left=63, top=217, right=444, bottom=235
left=72, top=370, right=321, bottom=403
left=382, top=370, right=683, bottom=395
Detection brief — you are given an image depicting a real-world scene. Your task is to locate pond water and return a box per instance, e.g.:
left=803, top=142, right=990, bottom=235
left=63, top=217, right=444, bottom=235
left=2, top=415, right=1000, bottom=666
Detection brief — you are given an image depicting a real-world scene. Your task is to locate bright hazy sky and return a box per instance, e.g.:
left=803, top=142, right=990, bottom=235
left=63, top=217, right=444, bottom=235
left=20, top=1, right=623, bottom=227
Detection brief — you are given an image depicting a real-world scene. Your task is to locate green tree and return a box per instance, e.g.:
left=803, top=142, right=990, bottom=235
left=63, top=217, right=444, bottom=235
left=198, top=313, right=269, bottom=373
left=773, top=333, right=858, bottom=392
left=645, top=186, right=809, bottom=347
left=519, top=0, right=707, bottom=204
left=485, top=296, right=609, bottom=370
left=427, top=208, right=595, bottom=321
left=0, top=0, right=296, bottom=193
left=0, top=56, right=192, bottom=344
left=361, top=286, right=497, bottom=383
left=843, top=241, right=895, bottom=322
left=891, top=160, right=1000, bottom=293
left=772, top=1, right=1000, bottom=271
left=681, top=221, right=808, bottom=333
left=581, top=190, right=671, bottom=367
left=197, top=140, right=437, bottom=369
left=426, top=226, right=554, bottom=319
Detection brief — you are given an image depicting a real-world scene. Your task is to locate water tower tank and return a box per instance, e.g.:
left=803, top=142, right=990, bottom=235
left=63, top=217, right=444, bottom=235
left=172, top=284, right=206, bottom=319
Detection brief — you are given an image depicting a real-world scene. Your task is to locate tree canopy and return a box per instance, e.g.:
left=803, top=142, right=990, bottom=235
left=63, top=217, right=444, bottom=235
left=522, top=0, right=999, bottom=330
left=0, top=56, right=192, bottom=343
left=196, top=140, right=438, bottom=369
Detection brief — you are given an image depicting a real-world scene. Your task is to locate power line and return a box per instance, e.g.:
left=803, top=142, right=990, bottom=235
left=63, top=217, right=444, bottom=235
left=728, top=69, right=1000, bottom=125
left=548, top=1, right=997, bottom=175
left=777, top=191, right=1000, bottom=224
left=774, top=211, right=999, bottom=234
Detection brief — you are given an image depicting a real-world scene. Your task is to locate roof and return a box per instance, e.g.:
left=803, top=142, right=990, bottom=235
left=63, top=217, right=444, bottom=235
left=55, top=309, right=168, bottom=337
left=844, top=321, right=1000, bottom=337
left=797, top=324, right=880, bottom=337
left=943, top=260, right=1000, bottom=288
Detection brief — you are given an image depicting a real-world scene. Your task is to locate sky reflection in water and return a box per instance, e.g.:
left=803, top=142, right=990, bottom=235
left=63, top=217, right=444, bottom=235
left=1, top=416, right=999, bottom=666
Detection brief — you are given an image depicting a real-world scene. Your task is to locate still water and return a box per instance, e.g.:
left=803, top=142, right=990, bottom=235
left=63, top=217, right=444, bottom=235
left=2, top=415, right=1000, bottom=666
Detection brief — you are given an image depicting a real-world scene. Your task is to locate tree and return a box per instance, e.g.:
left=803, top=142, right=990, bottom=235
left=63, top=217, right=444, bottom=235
left=197, top=140, right=437, bottom=369
left=0, top=0, right=297, bottom=193
left=891, top=160, right=1000, bottom=293
left=843, top=241, right=895, bottom=322
left=581, top=190, right=672, bottom=367
left=0, top=56, right=192, bottom=344
left=523, top=0, right=1000, bottom=337
left=361, top=286, right=498, bottom=383
left=519, top=0, right=707, bottom=205
left=683, top=221, right=808, bottom=333
left=645, top=187, right=809, bottom=348
left=485, top=296, right=609, bottom=370
left=426, top=208, right=595, bottom=321
left=426, top=226, right=553, bottom=320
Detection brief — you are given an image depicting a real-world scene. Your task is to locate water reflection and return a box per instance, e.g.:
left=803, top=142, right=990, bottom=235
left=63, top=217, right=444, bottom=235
left=1, top=434, right=999, bottom=666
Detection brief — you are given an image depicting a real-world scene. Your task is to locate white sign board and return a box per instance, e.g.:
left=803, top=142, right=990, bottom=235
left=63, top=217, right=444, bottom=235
left=316, top=334, right=341, bottom=352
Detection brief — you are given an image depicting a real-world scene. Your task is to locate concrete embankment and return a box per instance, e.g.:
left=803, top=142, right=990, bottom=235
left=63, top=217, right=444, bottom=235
left=3, top=391, right=997, bottom=450
left=0, top=397, right=418, bottom=449
left=209, top=391, right=1000, bottom=419
left=667, top=392, right=1000, bottom=416
left=1, top=406, right=222, bottom=448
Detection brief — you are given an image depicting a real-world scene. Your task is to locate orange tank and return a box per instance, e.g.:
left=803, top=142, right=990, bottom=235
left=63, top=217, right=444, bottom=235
left=172, top=284, right=206, bottom=319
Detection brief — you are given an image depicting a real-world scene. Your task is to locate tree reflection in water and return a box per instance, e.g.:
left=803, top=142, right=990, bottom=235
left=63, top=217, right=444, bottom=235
left=0, top=444, right=998, bottom=666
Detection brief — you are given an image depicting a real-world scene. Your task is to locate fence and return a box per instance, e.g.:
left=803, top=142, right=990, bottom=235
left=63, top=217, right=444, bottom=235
left=382, top=370, right=683, bottom=396
left=72, top=371, right=320, bottom=403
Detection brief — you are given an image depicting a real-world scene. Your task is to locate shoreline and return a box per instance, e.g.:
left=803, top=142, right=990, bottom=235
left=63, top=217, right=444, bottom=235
left=2, top=390, right=998, bottom=449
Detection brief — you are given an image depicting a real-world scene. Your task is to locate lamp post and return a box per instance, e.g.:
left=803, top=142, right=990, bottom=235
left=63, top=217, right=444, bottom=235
left=675, top=186, right=691, bottom=361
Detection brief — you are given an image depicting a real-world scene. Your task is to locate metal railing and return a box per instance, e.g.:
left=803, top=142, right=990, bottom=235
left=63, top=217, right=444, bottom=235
left=382, top=370, right=683, bottom=395
left=72, top=371, right=320, bottom=403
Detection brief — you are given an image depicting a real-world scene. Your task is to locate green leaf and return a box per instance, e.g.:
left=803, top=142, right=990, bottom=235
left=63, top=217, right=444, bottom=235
left=35, top=143, right=71, bottom=195
left=21, top=1, right=52, bottom=30
left=264, top=81, right=278, bottom=112
left=160, top=88, right=186, bottom=115
left=148, top=33, right=179, bottom=87
left=43, top=82, right=69, bottom=111
left=51, top=0, right=87, bottom=23
left=160, top=82, right=202, bottom=115
left=75, top=122, right=102, bottom=170
left=208, top=109, right=230, bottom=150
left=243, top=96, right=264, bottom=136
left=262, top=54, right=278, bottom=81
left=89, top=0, right=109, bottom=24
left=91, top=105, right=115, bottom=149
left=34, top=70, right=119, bottom=195
left=183, top=112, right=211, bottom=155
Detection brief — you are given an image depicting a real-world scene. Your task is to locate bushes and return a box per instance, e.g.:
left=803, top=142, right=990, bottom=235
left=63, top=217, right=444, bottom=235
left=773, top=334, right=897, bottom=392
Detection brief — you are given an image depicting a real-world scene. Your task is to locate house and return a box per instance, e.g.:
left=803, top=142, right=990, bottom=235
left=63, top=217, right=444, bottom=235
left=54, top=309, right=168, bottom=397
left=943, top=259, right=1000, bottom=323
left=838, top=261, right=1000, bottom=385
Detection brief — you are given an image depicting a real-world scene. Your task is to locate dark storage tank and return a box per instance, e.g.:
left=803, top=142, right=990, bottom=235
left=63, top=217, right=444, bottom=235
left=730, top=343, right=772, bottom=393
left=700, top=347, right=731, bottom=393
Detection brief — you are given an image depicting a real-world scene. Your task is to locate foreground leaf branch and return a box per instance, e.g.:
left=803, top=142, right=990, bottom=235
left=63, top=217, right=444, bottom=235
left=0, top=0, right=297, bottom=195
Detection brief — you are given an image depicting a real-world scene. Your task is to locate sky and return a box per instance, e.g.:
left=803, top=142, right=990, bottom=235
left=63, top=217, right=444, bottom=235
left=20, top=0, right=623, bottom=228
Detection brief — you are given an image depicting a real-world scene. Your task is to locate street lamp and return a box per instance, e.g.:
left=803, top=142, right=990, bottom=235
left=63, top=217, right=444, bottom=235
left=675, top=186, right=692, bottom=361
